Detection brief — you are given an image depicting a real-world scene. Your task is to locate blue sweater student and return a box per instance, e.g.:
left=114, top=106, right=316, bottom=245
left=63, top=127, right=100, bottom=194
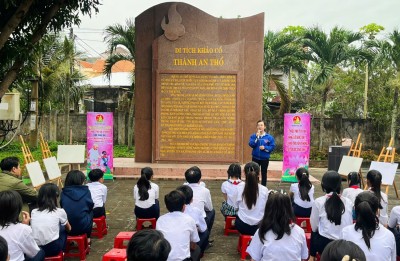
left=60, top=170, right=94, bottom=240
left=248, top=120, right=275, bottom=186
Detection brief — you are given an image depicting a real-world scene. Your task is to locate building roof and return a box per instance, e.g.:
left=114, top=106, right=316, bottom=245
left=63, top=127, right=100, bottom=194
left=80, top=72, right=133, bottom=87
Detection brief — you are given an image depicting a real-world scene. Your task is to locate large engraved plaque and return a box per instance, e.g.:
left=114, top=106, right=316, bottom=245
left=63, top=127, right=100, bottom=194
left=156, top=73, right=237, bottom=162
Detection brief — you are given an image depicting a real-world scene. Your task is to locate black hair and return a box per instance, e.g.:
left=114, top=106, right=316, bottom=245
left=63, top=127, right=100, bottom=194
left=164, top=190, right=185, bottom=212
left=176, top=185, right=193, bottom=205
left=127, top=229, right=171, bottom=261
left=321, top=170, right=344, bottom=225
left=184, top=166, right=201, bottom=184
left=227, top=163, right=241, bottom=180
left=320, top=239, right=366, bottom=261
left=348, top=171, right=361, bottom=187
left=257, top=120, right=265, bottom=125
left=242, top=161, right=260, bottom=209
left=64, top=170, right=86, bottom=186
left=354, top=192, right=380, bottom=249
left=0, top=156, right=19, bottom=172
left=88, top=168, right=104, bottom=182
left=0, top=190, right=22, bottom=227
left=0, top=235, right=8, bottom=261
left=137, top=167, right=153, bottom=201
left=258, top=192, right=295, bottom=242
left=366, top=170, right=383, bottom=209
left=296, top=167, right=312, bottom=201
left=38, top=183, right=59, bottom=212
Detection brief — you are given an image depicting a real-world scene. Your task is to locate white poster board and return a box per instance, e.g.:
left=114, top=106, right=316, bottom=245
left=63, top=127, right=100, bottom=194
left=26, top=161, right=45, bottom=187
left=57, top=145, right=85, bottom=164
left=338, top=156, right=363, bottom=176
left=43, top=157, right=62, bottom=180
left=369, top=161, right=399, bottom=185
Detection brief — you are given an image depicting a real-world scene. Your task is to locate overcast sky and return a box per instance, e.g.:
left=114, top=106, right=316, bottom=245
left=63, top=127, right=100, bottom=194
left=72, top=0, right=400, bottom=57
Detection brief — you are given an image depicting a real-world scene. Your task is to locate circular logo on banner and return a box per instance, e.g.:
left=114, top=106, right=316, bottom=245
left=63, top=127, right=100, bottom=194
left=293, top=116, right=301, bottom=124
left=96, top=114, right=104, bottom=123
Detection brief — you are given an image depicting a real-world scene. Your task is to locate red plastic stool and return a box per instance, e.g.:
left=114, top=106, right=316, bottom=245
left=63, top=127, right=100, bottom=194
left=102, top=248, right=127, bottom=261
left=65, top=234, right=90, bottom=261
left=224, top=216, right=239, bottom=236
left=92, top=216, right=108, bottom=239
left=114, top=231, right=135, bottom=249
left=237, top=234, right=252, bottom=260
left=44, top=251, right=64, bottom=261
left=136, top=218, right=156, bottom=231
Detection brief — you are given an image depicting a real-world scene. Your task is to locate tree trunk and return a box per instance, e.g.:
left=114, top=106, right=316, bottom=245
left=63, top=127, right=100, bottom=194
left=390, top=84, right=399, bottom=145
left=64, top=73, right=70, bottom=144
left=0, top=0, right=66, bottom=98
left=127, top=95, right=135, bottom=149
left=0, top=0, right=35, bottom=51
left=318, top=79, right=333, bottom=150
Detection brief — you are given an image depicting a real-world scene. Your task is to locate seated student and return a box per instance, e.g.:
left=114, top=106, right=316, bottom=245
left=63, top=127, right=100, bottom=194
left=156, top=190, right=201, bottom=261
left=388, top=205, right=400, bottom=256
left=127, top=230, right=171, bottom=261
left=220, top=163, right=242, bottom=217
left=134, top=167, right=160, bottom=219
left=310, top=171, right=353, bottom=259
left=320, top=240, right=366, bottom=261
left=87, top=168, right=107, bottom=218
left=177, top=185, right=210, bottom=255
left=342, top=172, right=364, bottom=204
left=235, top=161, right=268, bottom=236
left=289, top=167, right=314, bottom=217
left=0, top=157, right=37, bottom=206
left=366, top=170, right=388, bottom=226
left=0, top=235, right=9, bottom=261
left=246, top=192, right=308, bottom=261
left=184, top=166, right=215, bottom=233
left=341, top=192, right=396, bottom=261
left=60, top=170, right=94, bottom=244
left=0, top=190, right=45, bottom=261
left=31, top=183, right=71, bottom=257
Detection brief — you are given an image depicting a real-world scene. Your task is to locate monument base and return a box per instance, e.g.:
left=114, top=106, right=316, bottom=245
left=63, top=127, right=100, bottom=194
left=113, top=158, right=319, bottom=183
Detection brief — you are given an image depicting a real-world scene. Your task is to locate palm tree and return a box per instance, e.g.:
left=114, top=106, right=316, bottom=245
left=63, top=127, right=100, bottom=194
left=263, top=30, right=307, bottom=116
left=302, top=27, right=365, bottom=149
left=104, top=18, right=135, bottom=149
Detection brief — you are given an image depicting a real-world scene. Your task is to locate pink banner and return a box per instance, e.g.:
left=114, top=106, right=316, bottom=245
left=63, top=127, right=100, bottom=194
left=87, top=112, right=113, bottom=177
left=282, top=113, right=311, bottom=182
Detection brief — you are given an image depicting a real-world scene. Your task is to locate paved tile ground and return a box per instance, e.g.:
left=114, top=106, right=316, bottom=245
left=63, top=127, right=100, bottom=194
left=63, top=167, right=400, bottom=261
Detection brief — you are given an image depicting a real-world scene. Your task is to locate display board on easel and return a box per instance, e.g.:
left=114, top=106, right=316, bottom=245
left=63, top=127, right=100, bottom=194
left=370, top=138, right=398, bottom=198
left=57, top=145, right=85, bottom=164
left=40, top=132, right=63, bottom=188
left=342, top=133, right=365, bottom=187
left=19, top=135, right=45, bottom=189
left=338, top=156, right=364, bottom=182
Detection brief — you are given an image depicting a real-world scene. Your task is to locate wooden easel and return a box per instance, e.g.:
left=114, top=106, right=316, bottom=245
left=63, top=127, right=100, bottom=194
left=374, top=138, right=398, bottom=198
left=19, top=135, right=43, bottom=190
left=346, top=133, right=365, bottom=188
left=39, top=132, right=63, bottom=188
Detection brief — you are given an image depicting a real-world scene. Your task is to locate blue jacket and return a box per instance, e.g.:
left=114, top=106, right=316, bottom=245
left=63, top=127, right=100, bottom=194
left=60, top=185, right=94, bottom=236
left=248, top=133, right=275, bottom=160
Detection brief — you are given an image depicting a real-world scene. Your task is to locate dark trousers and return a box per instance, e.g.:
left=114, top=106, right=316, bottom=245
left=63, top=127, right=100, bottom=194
left=190, top=245, right=201, bottom=261
left=252, top=157, right=269, bottom=186
left=293, top=202, right=312, bottom=217
left=310, top=231, right=333, bottom=256
left=41, top=225, right=67, bottom=257
left=134, top=200, right=160, bottom=219
left=389, top=226, right=400, bottom=256
left=205, top=209, right=215, bottom=233
left=197, top=229, right=210, bottom=253
left=93, top=206, right=106, bottom=218
left=235, top=216, right=258, bottom=236
left=25, top=248, right=45, bottom=261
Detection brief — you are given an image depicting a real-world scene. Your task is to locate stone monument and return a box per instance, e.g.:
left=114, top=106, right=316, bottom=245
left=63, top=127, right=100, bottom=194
left=135, top=2, right=264, bottom=163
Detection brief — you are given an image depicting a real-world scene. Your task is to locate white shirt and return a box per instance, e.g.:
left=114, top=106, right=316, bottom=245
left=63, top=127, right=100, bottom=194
left=247, top=225, right=308, bottom=261
left=290, top=183, right=314, bottom=209
left=236, top=183, right=268, bottom=226
left=156, top=211, right=200, bottom=261
left=388, top=206, right=400, bottom=228
left=87, top=182, right=107, bottom=208
left=184, top=204, right=207, bottom=233
left=221, top=179, right=242, bottom=209
left=184, top=181, right=206, bottom=187
left=310, top=193, right=353, bottom=240
left=187, top=183, right=213, bottom=218
left=31, top=208, right=68, bottom=245
left=133, top=181, right=159, bottom=209
left=342, top=186, right=363, bottom=205
left=341, top=223, right=396, bottom=261
left=0, top=223, right=41, bottom=261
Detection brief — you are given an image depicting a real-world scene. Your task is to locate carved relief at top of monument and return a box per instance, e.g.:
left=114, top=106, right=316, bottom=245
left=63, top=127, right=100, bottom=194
left=161, top=3, right=185, bottom=41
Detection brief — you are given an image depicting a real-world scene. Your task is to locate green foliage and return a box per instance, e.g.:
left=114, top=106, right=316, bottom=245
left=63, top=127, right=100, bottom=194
left=360, top=149, right=377, bottom=161
left=309, top=147, right=328, bottom=160
left=113, top=145, right=135, bottom=158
